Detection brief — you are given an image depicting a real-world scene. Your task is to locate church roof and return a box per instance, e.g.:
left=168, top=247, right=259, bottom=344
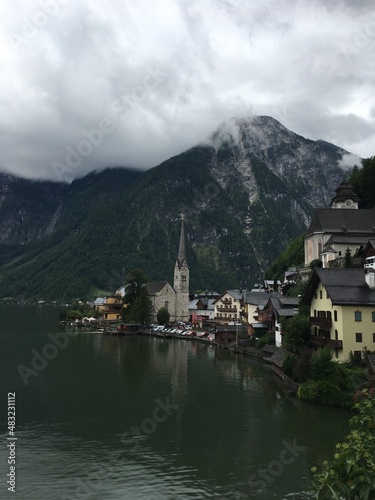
left=177, top=220, right=187, bottom=268
left=146, top=281, right=170, bottom=295
left=306, top=209, right=375, bottom=237
left=330, top=180, right=360, bottom=206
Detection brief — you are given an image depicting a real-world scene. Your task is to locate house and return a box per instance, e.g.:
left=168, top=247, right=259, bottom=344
left=263, top=279, right=281, bottom=293
left=302, top=266, right=375, bottom=361
left=241, top=291, right=270, bottom=336
left=94, top=296, right=123, bottom=320
left=213, top=290, right=245, bottom=325
left=262, top=296, right=300, bottom=347
left=188, top=297, right=216, bottom=326
left=304, top=180, right=375, bottom=267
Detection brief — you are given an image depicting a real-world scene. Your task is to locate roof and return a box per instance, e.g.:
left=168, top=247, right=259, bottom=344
left=176, top=220, right=187, bottom=268
left=302, top=268, right=375, bottom=306
left=213, top=289, right=245, bottom=303
left=306, top=208, right=375, bottom=237
left=261, top=344, right=278, bottom=353
left=269, top=347, right=290, bottom=368
left=325, top=235, right=370, bottom=245
left=268, top=296, right=299, bottom=319
left=330, top=180, right=360, bottom=205
left=146, top=281, right=170, bottom=295
left=243, top=291, right=270, bottom=306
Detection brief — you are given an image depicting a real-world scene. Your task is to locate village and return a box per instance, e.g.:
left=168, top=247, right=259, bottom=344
left=67, top=180, right=375, bottom=401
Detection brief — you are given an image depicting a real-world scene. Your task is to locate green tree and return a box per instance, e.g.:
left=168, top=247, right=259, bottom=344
left=344, top=247, right=353, bottom=268
left=123, top=286, right=151, bottom=324
left=350, top=156, right=375, bottom=209
left=122, top=269, right=151, bottom=323
left=282, top=314, right=310, bottom=351
left=311, top=389, right=375, bottom=499
left=157, top=307, right=170, bottom=325
left=311, top=347, right=336, bottom=380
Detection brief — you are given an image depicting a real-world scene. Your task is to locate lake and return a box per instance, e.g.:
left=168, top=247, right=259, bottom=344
left=0, top=305, right=351, bottom=499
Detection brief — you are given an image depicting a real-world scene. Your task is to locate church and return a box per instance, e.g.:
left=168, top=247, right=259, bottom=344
left=146, top=220, right=190, bottom=323
left=304, top=180, right=375, bottom=267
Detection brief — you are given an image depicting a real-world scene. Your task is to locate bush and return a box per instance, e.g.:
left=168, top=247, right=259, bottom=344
left=283, top=354, right=296, bottom=378
left=255, top=333, right=274, bottom=349
left=311, top=389, right=375, bottom=498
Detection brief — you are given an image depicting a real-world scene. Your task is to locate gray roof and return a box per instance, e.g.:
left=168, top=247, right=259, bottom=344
left=177, top=220, right=187, bottom=268
left=243, top=291, right=270, bottom=306
left=269, top=347, right=290, bottom=368
left=213, top=290, right=245, bottom=303
left=146, top=281, right=170, bottom=295
left=269, top=296, right=299, bottom=319
left=303, top=268, right=375, bottom=306
left=306, top=209, right=375, bottom=237
left=261, top=344, right=278, bottom=353
left=330, top=180, right=360, bottom=205
left=325, top=235, right=370, bottom=245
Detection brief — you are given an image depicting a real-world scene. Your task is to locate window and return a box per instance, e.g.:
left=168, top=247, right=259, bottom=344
left=319, top=290, right=323, bottom=299
left=372, top=311, right=375, bottom=322
left=314, top=293, right=318, bottom=299
left=373, top=333, right=375, bottom=343
left=326, top=292, right=329, bottom=299
left=334, top=310, right=337, bottom=322
left=354, top=311, right=362, bottom=322
left=355, top=332, right=362, bottom=342
left=165, top=301, right=169, bottom=311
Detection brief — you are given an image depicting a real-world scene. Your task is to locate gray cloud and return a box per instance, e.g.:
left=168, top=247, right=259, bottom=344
left=0, top=0, right=374, bottom=182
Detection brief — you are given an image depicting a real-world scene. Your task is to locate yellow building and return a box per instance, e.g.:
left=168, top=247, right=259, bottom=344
left=94, top=296, right=123, bottom=320
left=303, top=267, right=375, bottom=361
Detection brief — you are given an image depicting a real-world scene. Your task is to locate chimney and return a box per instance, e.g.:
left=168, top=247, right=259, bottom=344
left=365, top=269, right=375, bottom=290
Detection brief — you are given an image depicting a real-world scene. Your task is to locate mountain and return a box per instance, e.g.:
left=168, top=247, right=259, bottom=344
left=0, top=116, right=358, bottom=300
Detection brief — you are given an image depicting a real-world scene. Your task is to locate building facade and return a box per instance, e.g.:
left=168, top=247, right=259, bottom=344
left=304, top=181, right=375, bottom=266
left=147, top=219, right=189, bottom=323
left=303, top=267, right=375, bottom=361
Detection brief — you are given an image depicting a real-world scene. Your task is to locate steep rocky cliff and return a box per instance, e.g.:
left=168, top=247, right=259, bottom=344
left=0, top=116, right=357, bottom=299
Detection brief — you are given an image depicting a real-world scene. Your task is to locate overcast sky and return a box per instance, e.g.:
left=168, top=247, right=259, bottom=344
left=1, top=0, right=374, bottom=182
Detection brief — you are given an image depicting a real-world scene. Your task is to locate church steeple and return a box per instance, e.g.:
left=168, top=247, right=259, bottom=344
left=174, top=216, right=189, bottom=322
left=330, top=180, right=360, bottom=209
left=177, top=218, right=187, bottom=268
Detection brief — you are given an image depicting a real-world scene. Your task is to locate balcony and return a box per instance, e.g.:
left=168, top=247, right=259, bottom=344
left=310, top=335, right=343, bottom=349
left=310, top=316, right=332, bottom=329
left=217, top=307, right=237, bottom=313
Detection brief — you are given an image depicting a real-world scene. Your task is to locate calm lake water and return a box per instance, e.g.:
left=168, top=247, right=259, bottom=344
left=0, top=305, right=351, bottom=499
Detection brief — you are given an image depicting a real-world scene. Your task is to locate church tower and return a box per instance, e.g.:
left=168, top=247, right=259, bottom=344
left=174, top=218, right=189, bottom=322
left=329, top=180, right=360, bottom=209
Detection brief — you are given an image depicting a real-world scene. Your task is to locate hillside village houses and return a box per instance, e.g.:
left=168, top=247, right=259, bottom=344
left=92, top=179, right=375, bottom=366
left=302, top=180, right=375, bottom=361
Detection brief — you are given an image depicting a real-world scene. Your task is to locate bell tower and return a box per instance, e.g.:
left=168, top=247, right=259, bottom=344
left=174, top=216, right=189, bottom=322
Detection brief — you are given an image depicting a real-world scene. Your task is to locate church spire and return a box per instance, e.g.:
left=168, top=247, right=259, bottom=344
left=177, top=216, right=187, bottom=268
